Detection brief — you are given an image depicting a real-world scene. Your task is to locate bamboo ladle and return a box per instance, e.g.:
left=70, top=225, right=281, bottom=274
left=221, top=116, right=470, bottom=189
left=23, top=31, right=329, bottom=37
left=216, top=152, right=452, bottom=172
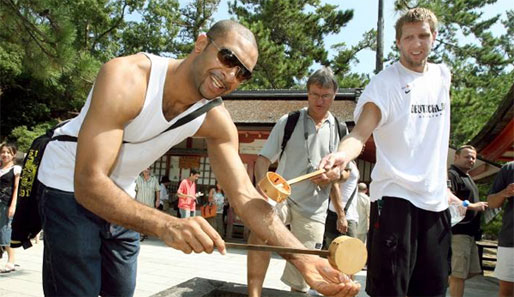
left=225, top=235, right=367, bottom=275
left=258, top=169, right=325, bottom=203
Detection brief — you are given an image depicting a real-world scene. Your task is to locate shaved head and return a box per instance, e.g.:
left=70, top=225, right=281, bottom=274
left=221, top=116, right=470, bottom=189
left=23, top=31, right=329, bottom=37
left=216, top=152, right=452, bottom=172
left=207, top=20, right=257, bottom=49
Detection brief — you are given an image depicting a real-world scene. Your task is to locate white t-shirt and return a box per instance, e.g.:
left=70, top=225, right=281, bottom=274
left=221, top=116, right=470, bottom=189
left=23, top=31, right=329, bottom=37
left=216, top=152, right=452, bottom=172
left=329, top=161, right=359, bottom=222
left=159, top=184, right=169, bottom=203
left=355, top=61, right=451, bottom=212
left=355, top=192, right=370, bottom=235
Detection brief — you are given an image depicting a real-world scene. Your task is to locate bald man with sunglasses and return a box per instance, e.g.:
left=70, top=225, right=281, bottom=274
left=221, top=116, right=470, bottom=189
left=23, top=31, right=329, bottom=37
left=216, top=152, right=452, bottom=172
left=36, top=20, right=360, bottom=297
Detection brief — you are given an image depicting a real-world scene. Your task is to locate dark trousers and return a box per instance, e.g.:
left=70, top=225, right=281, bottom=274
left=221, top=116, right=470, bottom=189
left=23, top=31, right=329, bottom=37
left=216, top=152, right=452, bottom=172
left=39, top=184, right=140, bottom=297
left=366, top=197, right=451, bottom=297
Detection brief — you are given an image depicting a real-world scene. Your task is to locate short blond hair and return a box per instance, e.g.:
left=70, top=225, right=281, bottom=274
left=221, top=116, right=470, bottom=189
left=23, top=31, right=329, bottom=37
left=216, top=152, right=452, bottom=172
left=395, top=7, right=438, bottom=41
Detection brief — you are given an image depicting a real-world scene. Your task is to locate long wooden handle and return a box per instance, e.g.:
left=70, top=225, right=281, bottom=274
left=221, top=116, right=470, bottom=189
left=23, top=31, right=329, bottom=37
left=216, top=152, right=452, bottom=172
left=286, top=169, right=326, bottom=185
left=225, top=242, right=329, bottom=257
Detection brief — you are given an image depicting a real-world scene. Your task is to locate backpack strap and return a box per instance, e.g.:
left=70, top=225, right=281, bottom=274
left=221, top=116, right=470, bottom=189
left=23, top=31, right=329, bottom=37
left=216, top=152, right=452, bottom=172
left=279, top=110, right=301, bottom=160
left=344, top=185, right=358, bottom=213
left=334, top=115, right=348, bottom=139
left=51, top=98, right=222, bottom=144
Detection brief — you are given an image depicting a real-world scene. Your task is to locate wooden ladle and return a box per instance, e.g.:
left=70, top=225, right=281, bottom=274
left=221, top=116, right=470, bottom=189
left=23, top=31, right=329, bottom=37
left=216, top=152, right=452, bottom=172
left=225, top=235, right=367, bottom=275
left=257, top=169, right=325, bottom=203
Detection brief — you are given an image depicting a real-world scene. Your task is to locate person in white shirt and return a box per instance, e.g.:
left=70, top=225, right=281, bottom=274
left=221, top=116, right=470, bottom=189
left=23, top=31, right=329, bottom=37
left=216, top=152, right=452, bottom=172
left=158, top=176, right=171, bottom=212
left=324, top=162, right=359, bottom=251
left=321, top=7, right=453, bottom=297
left=355, top=183, right=370, bottom=244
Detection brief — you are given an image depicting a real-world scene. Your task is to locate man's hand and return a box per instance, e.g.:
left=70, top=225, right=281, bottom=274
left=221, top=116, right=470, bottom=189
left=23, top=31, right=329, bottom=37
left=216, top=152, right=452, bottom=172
left=319, top=152, right=350, bottom=175
left=300, top=257, right=360, bottom=296
left=468, top=201, right=488, bottom=212
left=336, top=215, right=348, bottom=234
left=159, top=216, right=226, bottom=255
left=311, top=166, right=342, bottom=186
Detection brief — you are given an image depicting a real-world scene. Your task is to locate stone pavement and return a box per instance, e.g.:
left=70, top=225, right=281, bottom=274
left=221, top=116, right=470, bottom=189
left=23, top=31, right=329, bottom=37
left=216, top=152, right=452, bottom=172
left=0, top=237, right=499, bottom=297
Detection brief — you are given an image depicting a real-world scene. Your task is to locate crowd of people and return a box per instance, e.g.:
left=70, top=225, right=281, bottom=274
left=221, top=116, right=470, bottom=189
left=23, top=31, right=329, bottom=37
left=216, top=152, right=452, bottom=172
left=0, top=7, right=512, bottom=297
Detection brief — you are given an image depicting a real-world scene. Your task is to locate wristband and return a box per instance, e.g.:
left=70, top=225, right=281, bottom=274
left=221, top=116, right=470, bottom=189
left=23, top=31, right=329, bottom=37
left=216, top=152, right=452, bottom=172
left=462, top=200, right=470, bottom=207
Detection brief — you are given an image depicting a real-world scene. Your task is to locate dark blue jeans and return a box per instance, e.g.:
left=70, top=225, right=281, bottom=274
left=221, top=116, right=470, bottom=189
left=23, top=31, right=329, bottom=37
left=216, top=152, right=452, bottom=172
left=39, top=184, right=140, bottom=297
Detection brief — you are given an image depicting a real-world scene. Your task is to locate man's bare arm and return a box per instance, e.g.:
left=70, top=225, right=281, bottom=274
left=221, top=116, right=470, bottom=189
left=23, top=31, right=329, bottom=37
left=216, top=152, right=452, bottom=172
left=155, top=190, right=161, bottom=208
left=488, top=183, right=514, bottom=209
left=320, top=103, right=381, bottom=171
left=74, top=54, right=224, bottom=254
left=254, top=155, right=271, bottom=185
left=196, top=105, right=360, bottom=296
left=330, top=183, right=348, bottom=234
left=196, top=106, right=303, bottom=255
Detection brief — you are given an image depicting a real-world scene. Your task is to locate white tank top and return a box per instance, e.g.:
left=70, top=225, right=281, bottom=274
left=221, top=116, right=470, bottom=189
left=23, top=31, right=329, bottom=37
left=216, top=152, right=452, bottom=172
left=38, top=53, right=210, bottom=197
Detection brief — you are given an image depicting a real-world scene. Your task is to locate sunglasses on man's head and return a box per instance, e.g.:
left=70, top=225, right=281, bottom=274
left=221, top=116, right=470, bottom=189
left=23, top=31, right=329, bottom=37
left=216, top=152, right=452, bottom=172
left=207, top=36, right=252, bottom=82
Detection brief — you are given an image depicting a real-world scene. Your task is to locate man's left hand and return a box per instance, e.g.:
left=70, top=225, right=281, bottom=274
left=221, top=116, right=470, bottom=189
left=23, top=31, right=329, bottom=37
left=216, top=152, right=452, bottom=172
left=299, top=256, right=360, bottom=296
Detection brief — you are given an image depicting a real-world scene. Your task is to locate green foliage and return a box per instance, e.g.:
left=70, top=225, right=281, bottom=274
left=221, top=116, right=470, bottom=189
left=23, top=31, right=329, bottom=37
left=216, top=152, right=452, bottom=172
left=9, top=121, right=56, bottom=153
left=482, top=211, right=503, bottom=240
left=393, top=0, right=514, bottom=145
left=120, top=0, right=182, bottom=56
left=175, top=0, right=221, bottom=57
left=229, top=0, right=355, bottom=89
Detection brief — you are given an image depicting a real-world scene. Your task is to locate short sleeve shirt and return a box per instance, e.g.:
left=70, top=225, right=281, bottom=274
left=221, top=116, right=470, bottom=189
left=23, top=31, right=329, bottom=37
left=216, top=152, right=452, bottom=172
left=488, top=162, right=514, bottom=247
left=178, top=178, right=197, bottom=211
left=135, top=175, right=160, bottom=207
left=354, top=62, right=451, bottom=212
left=259, top=108, right=339, bottom=223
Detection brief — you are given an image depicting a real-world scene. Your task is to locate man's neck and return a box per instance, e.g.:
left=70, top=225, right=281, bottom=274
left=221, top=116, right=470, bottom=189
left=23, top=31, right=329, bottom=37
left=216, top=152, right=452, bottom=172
left=164, top=58, right=202, bottom=105
left=399, top=59, right=428, bottom=73
left=307, top=109, right=329, bottom=127
left=454, top=164, right=470, bottom=175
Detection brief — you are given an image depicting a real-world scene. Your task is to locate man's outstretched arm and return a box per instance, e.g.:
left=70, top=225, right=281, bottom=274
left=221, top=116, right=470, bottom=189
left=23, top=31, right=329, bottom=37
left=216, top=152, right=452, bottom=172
left=320, top=103, right=381, bottom=171
left=196, top=105, right=360, bottom=297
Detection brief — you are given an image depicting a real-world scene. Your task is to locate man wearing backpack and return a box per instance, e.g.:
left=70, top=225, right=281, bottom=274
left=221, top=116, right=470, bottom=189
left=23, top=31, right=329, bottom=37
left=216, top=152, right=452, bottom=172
left=249, top=67, right=349, bottom=296
left=32, top=20, right=359, bottom=297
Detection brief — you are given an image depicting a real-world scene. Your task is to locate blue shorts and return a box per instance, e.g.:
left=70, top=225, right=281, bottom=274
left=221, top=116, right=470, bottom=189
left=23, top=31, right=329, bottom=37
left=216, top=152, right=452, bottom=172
left=39, top=184, right=140, bottom=297
left=0, top=203, right=12, bottom=246
left=366, top=197, right=451, bottom=297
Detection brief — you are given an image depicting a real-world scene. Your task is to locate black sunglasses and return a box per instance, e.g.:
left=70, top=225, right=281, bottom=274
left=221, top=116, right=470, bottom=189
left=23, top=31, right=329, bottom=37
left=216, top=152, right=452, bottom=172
left=207, top=36, right=252, bottom=82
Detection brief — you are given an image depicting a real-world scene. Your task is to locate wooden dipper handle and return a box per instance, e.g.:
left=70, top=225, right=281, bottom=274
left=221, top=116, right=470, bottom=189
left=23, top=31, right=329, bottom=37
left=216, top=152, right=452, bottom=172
left=225, top=242, right=329, bottom=257
left=286, top=169, right=325, bottom=185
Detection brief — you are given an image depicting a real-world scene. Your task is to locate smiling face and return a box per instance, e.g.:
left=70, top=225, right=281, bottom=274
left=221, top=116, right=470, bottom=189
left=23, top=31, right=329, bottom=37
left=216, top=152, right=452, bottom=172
left=396, top=21, right=436, bottom=73
left=194, top=31, right=258, bottom=99
left=0, top=145, right=15, bottom=166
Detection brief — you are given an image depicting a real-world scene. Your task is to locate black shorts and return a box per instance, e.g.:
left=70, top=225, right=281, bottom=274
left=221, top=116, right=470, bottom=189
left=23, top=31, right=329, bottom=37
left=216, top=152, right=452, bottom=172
left=366, top=197, right=451, bottom=297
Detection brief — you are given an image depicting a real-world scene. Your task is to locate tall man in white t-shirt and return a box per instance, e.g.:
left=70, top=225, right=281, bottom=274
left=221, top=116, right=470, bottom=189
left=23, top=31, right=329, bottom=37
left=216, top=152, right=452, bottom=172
left=321, top=8, right=454, bottom=297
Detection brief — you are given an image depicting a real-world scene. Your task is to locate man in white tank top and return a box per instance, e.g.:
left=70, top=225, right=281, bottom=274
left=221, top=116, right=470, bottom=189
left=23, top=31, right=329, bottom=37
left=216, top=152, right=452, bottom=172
left=320, top=8, right=463, bottom=297
left=36, top=20, right=360, bottom=296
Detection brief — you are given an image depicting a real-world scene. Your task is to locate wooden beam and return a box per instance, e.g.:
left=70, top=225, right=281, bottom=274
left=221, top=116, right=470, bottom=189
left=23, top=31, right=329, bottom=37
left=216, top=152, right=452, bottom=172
left=480, top=119, right=514, bottom=161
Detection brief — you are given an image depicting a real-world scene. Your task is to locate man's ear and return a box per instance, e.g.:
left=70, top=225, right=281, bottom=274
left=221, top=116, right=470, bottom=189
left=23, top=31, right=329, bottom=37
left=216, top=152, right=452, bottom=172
left=432, top=30, right=438, bottom=46
left=194, top=33, right=209, bottom=53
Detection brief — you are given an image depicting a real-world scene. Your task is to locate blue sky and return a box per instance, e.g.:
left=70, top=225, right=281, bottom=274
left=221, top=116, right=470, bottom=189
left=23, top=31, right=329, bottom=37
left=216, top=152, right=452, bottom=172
left=185, top=0, right=511, bottom=75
